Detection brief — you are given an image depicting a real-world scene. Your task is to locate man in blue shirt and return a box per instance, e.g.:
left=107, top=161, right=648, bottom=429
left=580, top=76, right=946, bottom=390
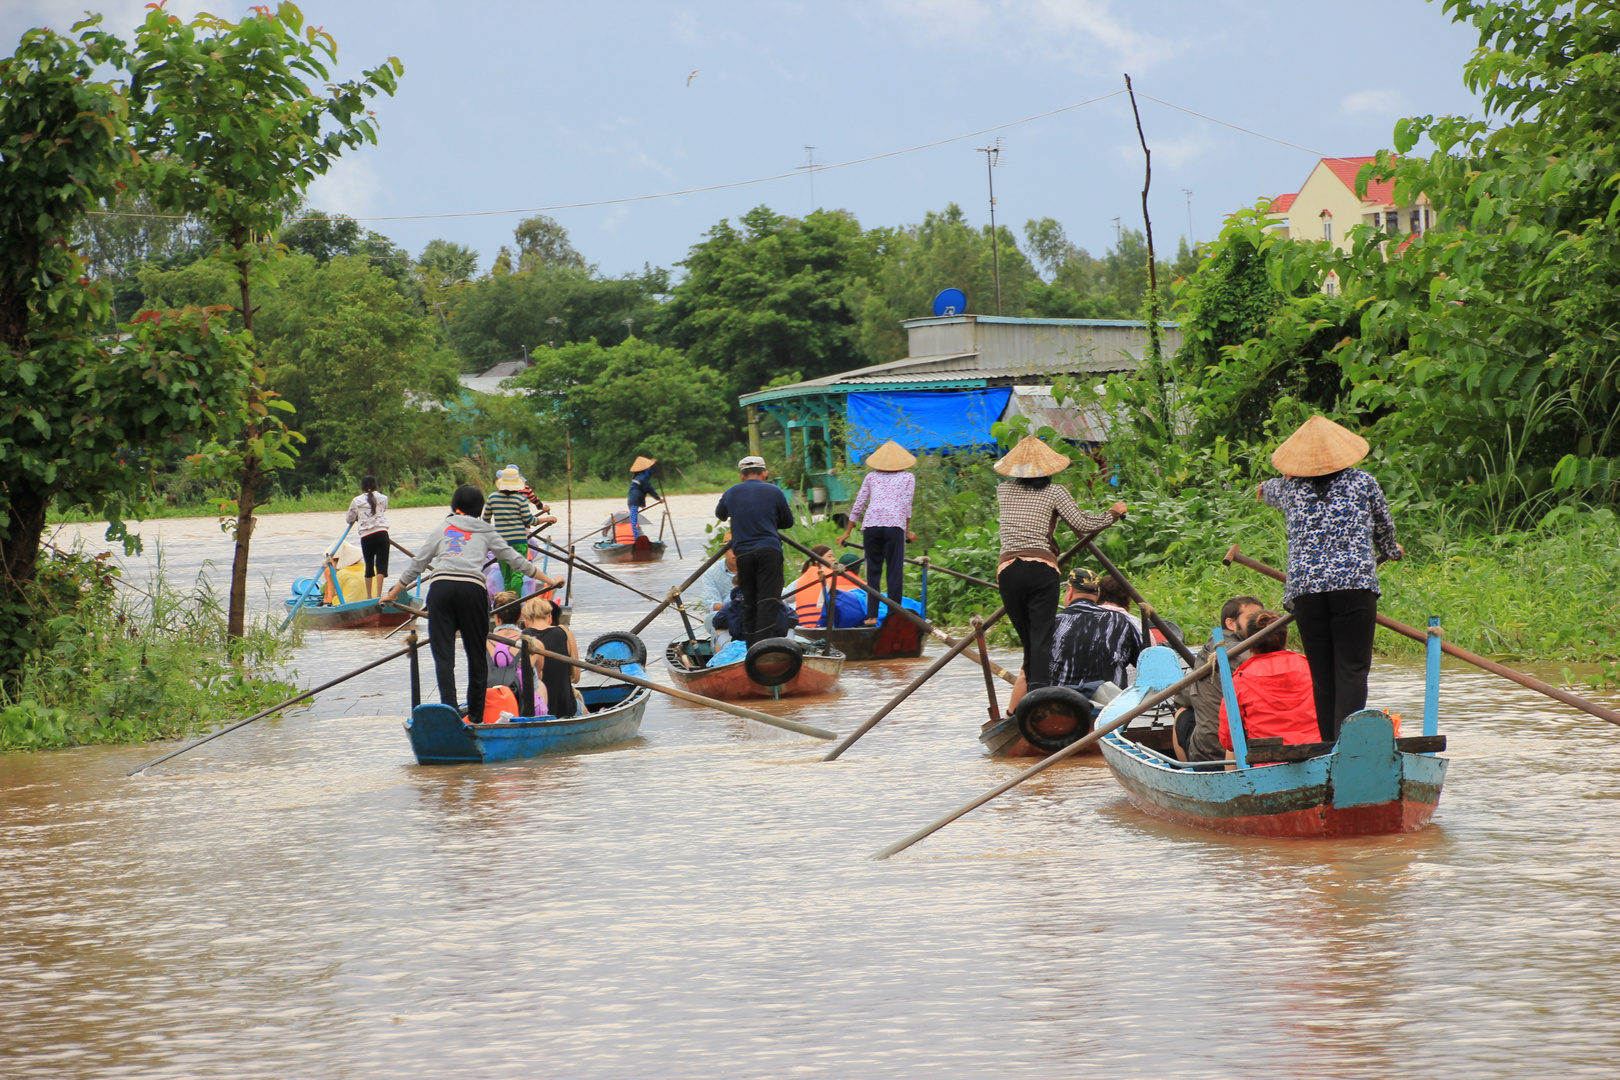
left=715, top=455, right=795, bottom=646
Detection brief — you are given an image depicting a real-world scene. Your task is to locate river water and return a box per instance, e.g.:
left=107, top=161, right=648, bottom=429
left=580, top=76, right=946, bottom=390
left=3, top=495, right=1619, bottom=1078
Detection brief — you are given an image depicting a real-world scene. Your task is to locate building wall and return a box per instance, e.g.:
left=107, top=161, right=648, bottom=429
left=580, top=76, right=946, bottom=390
left=905, top=317, right=1181, bottom=375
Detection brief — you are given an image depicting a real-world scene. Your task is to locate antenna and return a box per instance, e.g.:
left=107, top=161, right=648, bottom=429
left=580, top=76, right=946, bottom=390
left=1182, top=188, right=1194, bottom=244
left=976, top=139, right=1005, bottom=315
left=797, top=146, right=818, bottom=213
left=1112, top=216, right=1122, bottom=247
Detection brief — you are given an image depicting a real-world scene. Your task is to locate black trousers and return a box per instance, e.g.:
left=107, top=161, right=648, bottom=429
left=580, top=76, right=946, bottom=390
left=734, top=547, right=785, bottom=647
left=360, top=530, right=390, bottom=578
left=427, top=579, right=490, bottom=721
left=1291, top=588, right=1379, bottom=741
left=998, top=559, right=1061, bottom=690
left=862, top=526, right=906, bottom=622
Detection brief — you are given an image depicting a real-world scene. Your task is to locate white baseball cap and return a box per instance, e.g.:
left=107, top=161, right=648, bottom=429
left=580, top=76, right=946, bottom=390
left=737, top=455, right=767, bottom=471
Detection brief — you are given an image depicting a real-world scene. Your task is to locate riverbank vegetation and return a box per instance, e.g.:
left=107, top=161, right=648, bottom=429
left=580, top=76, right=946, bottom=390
left=0, top=551, right=298, bottom=751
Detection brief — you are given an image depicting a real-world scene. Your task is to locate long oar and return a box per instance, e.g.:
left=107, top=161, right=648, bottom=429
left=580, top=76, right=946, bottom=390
left=874, top=612, right=1295, bottom=859
left=839, top=539, right=997, bottom=591
left=1081, top=539, right=1199, bottom=668
left=632, top=542, right=732, bottom=635
left=1224, top=544, right=1620, bottom=728
left=280, top=524, right=354, bottom=631
left=129, top=634, right=425, bottom=775
left=782, top=535, right=1013, bottom=684
left=823, top=607, right=1008, bottom=760
left=663, top=499, right=684, bottom=558
left=530, top=535, right=664, bottom=604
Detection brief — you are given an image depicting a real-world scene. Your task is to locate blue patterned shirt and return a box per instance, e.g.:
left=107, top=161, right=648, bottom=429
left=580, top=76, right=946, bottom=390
left=1261, top=469, right=1401, bottom=604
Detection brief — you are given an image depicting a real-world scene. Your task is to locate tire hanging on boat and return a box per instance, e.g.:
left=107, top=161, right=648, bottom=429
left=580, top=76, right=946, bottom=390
left=744, top=637, right=804, bottom=687
left=585, top=631, right=649, bottom=667
left=1015, top=685, right=1095, bottom=753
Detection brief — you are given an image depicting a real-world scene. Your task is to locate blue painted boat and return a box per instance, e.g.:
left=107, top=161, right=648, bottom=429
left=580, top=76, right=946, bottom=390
left=1098, top=629, right=1449, bottom=838
left=403, top=683, right=650, bottom=764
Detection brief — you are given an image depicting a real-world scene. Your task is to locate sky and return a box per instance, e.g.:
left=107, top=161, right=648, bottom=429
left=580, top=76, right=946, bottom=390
left=7, top=0, right=1487, bottom=280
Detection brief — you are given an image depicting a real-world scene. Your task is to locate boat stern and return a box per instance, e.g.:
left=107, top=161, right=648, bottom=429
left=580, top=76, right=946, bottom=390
left=404, top=703, right=483, bottom=764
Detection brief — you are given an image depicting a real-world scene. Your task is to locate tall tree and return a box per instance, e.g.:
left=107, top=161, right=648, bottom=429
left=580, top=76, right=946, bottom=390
left=514, top=215, right=585, bottom=272
left=119, top=2, right=402, bottom=637
left=0, top=20, right=253, bottom=682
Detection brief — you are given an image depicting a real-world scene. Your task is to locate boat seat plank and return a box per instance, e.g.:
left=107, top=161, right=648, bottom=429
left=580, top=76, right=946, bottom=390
left=1245, top=734, right=1446, bottom=763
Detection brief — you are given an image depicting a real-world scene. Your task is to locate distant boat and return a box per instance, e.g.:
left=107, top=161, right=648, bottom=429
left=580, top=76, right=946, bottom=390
left=288, top=596, right=412, bottom=631
left=404, top=683, right=650, bottom=764
left=663, top=636, right=843, bottom=700
left=593, top=536, right=666, bottom=563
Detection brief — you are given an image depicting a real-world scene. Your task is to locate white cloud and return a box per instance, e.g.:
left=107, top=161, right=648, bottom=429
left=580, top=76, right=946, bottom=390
left=303, top=158, right=382, bottom=219
left=1341, top=89, right=1407, bottom=119
left=881, top=0, right=1175, bottom=69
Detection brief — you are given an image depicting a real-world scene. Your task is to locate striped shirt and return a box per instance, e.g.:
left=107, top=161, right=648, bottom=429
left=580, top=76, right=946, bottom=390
left=848, top=470, right=915, bottom=530
left=996, top=481, right=1115, bottom=569
left=482, top=489, right=536, bottom=546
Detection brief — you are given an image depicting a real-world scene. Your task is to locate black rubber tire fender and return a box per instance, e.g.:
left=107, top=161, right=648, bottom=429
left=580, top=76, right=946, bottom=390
left=585, top=631, right=648, bottom=667
left=744, top=637, right=804, bottom=687
left=1014, top=685, right=1096, bottom=753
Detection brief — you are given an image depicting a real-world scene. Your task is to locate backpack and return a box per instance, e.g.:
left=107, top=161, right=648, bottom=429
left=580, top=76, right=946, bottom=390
left=487, top=630, right=524, bottom=688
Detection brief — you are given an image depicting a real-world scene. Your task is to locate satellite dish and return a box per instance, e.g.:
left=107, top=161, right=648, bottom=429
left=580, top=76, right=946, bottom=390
left=932, top=288, right=967, bottom=317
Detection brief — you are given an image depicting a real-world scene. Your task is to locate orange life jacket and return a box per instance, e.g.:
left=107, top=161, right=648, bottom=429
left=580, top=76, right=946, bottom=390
left=785, top=569, right=825, bottom=625
left=613, top=521, right=636, bottom=543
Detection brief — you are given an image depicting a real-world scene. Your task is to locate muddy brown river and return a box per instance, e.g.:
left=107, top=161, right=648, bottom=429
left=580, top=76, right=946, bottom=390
left=4, top=495, right=1619, bottom=1077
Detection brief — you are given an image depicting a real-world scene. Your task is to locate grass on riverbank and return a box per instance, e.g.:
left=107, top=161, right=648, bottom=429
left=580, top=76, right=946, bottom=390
left=0, top=551, right=300, bottom=751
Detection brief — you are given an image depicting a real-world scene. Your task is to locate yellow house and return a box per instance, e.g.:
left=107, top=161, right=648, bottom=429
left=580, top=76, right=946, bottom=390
left=1266, top=156, right=1434, bottom=294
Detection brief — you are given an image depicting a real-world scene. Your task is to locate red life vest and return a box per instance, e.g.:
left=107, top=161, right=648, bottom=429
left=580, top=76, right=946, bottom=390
left=1218, top=649, right=1318, bottom=750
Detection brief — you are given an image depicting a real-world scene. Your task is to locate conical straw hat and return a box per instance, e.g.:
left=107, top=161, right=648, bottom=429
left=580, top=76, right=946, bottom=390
left=1270, top=415, right=1369, bottom=477
left=865, top=440, right=917, bottom=472
left=630, top=456, right=657, bottom=473
left=994, top=436, right=1071, bottom=478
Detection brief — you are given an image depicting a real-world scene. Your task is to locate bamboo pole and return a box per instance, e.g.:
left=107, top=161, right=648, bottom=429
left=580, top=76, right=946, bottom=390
left=839, top=539, right=996, bottom=590
left=971, top=614, right=1002, bottom=723
left=530, top=535, right=664, bottom=604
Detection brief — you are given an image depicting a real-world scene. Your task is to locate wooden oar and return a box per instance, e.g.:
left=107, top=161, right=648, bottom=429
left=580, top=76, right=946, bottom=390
left=873, top=612, right=1296, bottom=860
left=838, top=539, right=997, bottom=590
left=280, top=524, right=353, bottom=630
left=128, top=635, right=426, bottom=775
left=821, top=523, right=1121, bottom=760
left=971, top=614, right=1002, bottom=723
left=530, top=535, right=664, bottom=604
left=822, top=608, right=1009, bottom=761
left=782, top=536, right=1014, bottom=684
left=631, top=542, right=732, bottom=635
left=1081, top=539, right=1198, bottom=668
left=1224, top=545, right=1620, bottom=729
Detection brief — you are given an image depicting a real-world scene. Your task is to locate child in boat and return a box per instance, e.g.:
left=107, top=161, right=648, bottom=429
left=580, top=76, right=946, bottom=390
left=346, top=475, right=390, bottom=599
left=485, top=591, right=531, bottom=719
left=1219, top=611, right=1319, bottom=758
left=520, top=596, right=580, bottom=719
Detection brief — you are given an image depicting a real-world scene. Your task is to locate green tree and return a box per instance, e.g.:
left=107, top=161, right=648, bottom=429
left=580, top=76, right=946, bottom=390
left=119, top=2, right=402, bottom=636
left=514, top=215, right=586, bottom=272
left=417, top=239, right=478, bottom=283
left=76, top=187, right=211, bottom=323
left=446, top=263, right=663, bottom=370
left=0, top=19, right=254, bottom=682
left=657, top=206, right=879, bottom=397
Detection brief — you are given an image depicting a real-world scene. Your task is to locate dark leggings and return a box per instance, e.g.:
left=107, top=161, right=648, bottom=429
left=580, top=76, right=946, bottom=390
left=1291, top=588, right=1378, bottom=741
left=427, top=580, right=490, bottom=720
left=862, top=526, right=906, bottom=622
left=360, top=531, right=390, bottom=578
left=998, top=559, right=1061, bottom=691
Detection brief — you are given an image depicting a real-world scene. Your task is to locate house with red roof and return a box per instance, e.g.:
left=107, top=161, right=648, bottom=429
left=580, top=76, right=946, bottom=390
left=1266, top=156, right=1434, bottom=292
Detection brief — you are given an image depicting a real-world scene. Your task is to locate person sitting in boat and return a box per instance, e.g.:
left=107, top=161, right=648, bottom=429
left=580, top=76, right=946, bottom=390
left=384, top=486, right=553, bottom=726
left=484, top=466, right=541, bottom=594
left=520, top=596, right=580, bottom=719
left=694, top=535, right=739, bottom=646
left=345, top=475, right=390, bottom=599
left=1219, top=611, right=1320, bottom=760
left=782, top=544, right=833, bottom=628
left=484, top=590, right=528, bottom=720
left=1096, top=574, right=1131, bottom=614
left=1044, top=567, right=1145, bottom=699
left=627, top=456, right=661, bottom=538
left=1172, top=594, right=1264, bottom=762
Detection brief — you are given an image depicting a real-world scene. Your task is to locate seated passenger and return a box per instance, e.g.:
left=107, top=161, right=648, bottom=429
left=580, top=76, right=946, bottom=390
left=1013, top=568, right=1144, bottom=712
left=1173, top=594, right=1263, bottom=762
left=783, top=544, right=833, bottom=628
left=1096, top=573, right=1133, bottom=614
left=1218, top=611, right=1318, bottom=758
left=520, top=596, right=578, bottom=718
left=479, top=590, right=526, bottom=721
left=696, top=538, right=740, bottom=647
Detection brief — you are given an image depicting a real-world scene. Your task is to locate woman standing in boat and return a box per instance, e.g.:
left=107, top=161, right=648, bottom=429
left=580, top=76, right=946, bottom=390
left=627, top=456, right=660, bottom=538
left=346, top=475, right=390, bottom=600
left=1258, top=415, right=1403, bottom=742
left=994, top=436, right=1125, bottom=694
left=837, top=440, right=917, bottom=626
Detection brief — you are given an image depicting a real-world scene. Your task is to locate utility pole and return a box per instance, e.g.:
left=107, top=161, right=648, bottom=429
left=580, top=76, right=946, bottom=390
left=1112, top=216, right=1122, bottom=248
left=976, top=140, right=1003, bottom=315
left=546, top=314, right=561, bottom=349
left=1182, top=189, right=1194, bottom=245
left=797, top=146, right=817, bottom=214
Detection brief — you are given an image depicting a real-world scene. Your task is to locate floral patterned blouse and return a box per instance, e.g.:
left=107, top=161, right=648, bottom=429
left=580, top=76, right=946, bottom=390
left=1260, top=469, right=1402, bottom=604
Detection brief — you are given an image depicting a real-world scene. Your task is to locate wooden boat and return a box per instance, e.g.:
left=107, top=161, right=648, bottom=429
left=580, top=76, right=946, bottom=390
left=663, top=636, right=844, bottom=699
left=290, top=596, right=413, bottom=631
left=811, top=616, right=924, bottom=662
left=593, top=535, right=666, bottom=563
left=403, top=683, right=650, bottom=764
left=980, top=645, right=1184, bottom=758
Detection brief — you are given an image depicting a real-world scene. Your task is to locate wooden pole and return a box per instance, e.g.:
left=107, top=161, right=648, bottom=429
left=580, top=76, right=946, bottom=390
left=822, top=608, right=1007, bottom=761
left=1081, top=538, right=1198, bottom=667
left=530, top=535, right=664, bottom=603
left=664, top=500, right=683, bottom=559
left=1223, top=544, right=1620, bottom=728
left=872, top=612, right=1296, bottom=860
left=279, top=523, right=353, bottom=631
left=564, top=544, right=576, bottom=607
left=631, top=542, right=731, bottom=635
left=839, top=538, right=996, bottom=590
left=129, top=637, right=424, bottom=775
left=972, top=614, right=1001, bottom=723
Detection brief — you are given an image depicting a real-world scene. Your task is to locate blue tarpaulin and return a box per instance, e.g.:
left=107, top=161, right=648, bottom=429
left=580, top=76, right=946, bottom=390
left=845, top=389, right=1013, bottom=460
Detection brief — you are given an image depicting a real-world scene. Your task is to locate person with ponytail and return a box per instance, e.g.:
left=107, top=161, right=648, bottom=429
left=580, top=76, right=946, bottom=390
left=346, top=475, right=391, bottom=600
left=1258, top=416, right=1403, bottom=742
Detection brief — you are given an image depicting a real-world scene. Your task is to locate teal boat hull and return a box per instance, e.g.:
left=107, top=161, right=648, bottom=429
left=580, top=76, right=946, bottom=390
left=404, top=684, right=649, bottom=764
